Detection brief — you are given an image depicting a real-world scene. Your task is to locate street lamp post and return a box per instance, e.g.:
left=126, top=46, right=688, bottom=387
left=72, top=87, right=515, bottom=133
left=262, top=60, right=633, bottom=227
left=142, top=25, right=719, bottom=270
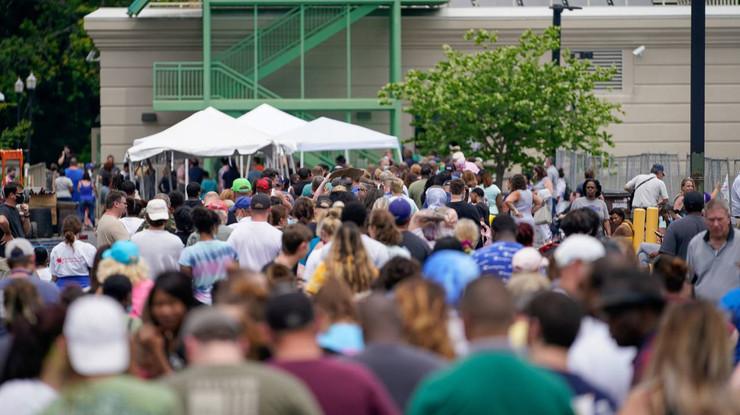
left=14, top=77, right=23, bottom=125
left=25, top=72, right=37, bottom=163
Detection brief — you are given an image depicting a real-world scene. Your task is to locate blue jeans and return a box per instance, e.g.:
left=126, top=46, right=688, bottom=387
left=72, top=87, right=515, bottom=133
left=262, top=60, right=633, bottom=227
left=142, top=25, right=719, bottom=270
left=79, top=199, right=95, bottom=225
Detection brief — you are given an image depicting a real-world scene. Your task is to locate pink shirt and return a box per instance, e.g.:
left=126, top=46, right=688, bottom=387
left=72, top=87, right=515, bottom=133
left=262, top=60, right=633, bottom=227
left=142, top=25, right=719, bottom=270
left=131, top=279, right=154, bottom=318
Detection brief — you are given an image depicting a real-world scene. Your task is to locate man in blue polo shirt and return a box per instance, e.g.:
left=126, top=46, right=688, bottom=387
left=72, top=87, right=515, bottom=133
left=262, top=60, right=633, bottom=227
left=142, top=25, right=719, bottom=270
left=471, top=215, right=523, bottom=281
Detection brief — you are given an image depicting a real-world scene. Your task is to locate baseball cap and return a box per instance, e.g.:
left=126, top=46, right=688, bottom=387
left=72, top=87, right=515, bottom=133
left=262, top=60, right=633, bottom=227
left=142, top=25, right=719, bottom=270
left=229, top=196, right=251, bottom=212
left=102, top=240, right=140, bottom=266
left=389, top=198, right=412, bottom=225
left=683, top=191, right=704, bottom=213
left=316, top=195, right=332, bottom=209
left=651, top=163, right=665, bottom=174
left=205, top=199, right=229, bottom=212
left=145, top=199, right=169, bottom=221
left=64, top=296, right=129, bottom=376
left=231, top=178, right=252, bottom=194
left=554, top=234, right=605, bottom=268
left=255, top=178, right=272, bottom=193
left=181, top=307, right=241, bottom=342
left=265, top=290, right=314, bottom=331
left=250, top=193, right=271, bottom=210
left=5, top=238, right=34, bottom=259
left=512, top=247, right=547, bottom=273
left=423, top=250, right=481, bottom=306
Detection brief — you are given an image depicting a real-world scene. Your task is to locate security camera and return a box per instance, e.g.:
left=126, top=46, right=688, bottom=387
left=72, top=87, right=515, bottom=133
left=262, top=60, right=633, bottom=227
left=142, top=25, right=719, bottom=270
left=632, top=45, right=646, bottom=57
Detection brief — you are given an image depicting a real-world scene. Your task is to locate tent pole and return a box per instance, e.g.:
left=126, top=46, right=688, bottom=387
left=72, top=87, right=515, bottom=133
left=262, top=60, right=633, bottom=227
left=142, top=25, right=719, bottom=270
left=239, top=155, right=244, bottom=177
left=185, top=158, right=190, bottom=185
left=345, top=149, right=350, bottom=167
left=168, top=153, right=173, bottom=193
left=300, top=151, right=304, bottom=168
left=246, top=155, right=252, bottom=176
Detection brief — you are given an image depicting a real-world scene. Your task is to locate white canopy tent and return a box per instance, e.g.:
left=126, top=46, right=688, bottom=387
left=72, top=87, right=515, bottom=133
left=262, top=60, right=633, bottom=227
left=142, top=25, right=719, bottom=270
left=236, top=104, right=308, bottom=174
left=127, top=107, right=273, bottom=162
left=276, top=116, right=402, bottom=166
left=236, top=103, right=307, bottom=136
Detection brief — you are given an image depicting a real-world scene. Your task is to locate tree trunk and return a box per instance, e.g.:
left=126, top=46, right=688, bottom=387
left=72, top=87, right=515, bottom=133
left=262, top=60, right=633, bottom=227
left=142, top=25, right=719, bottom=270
left=494, top=163, right=507, bottom=189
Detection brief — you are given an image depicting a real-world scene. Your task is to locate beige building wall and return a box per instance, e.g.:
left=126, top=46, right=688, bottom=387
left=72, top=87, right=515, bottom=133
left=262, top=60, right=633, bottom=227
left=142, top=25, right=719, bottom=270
left=85, top=6, right=740, bottom=162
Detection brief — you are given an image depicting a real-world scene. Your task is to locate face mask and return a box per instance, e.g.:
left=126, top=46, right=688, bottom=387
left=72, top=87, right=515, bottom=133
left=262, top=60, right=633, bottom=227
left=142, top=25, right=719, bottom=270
left=287, top=217, right=298, bottom=225
left=15, top=193, right=25, bottom=204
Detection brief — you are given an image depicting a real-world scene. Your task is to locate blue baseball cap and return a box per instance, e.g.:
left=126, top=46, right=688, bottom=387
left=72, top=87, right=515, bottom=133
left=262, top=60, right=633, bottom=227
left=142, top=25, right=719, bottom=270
left=229, top=196, right=251, bottom=212
left=389, top=198, right=412, bottom=225
left=423, top=250, right=480, bottom=306
left=102, top=241, right=140, bottom=266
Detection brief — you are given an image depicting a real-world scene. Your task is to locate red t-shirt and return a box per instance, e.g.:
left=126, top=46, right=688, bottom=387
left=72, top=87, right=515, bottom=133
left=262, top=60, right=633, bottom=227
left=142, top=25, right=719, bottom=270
left=271, top=357, right=400, bottom=415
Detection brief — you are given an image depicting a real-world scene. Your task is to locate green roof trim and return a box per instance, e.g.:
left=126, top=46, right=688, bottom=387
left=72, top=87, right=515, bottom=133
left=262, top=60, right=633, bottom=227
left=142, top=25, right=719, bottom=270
left=128, top=0, right=151, bottom=16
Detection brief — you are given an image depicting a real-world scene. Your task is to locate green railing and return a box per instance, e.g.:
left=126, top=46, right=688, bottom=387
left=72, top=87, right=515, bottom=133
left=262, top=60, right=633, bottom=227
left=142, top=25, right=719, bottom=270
left=153, top=61, right=282, bottom=101
left=153, top=62, right=204, bottom=100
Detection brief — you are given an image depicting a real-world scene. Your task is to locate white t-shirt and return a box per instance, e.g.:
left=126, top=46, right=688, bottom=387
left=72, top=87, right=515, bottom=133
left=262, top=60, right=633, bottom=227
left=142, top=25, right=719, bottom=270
left=49, top=240, right=96, bottom=278
left=568, top=316, right=636, bottom=405
left=54, top=176, right=73, bottom=199
left=227, top=220, right=282, bottom=272
left=131, top=229, right=184, bottom=278
left=0, top=379, right=58, bottom=415
left=120, top=217, right=145, bottom=238
left=625, top=173, right=668, bottom=208
left=731, top=173, right=740, bottom=217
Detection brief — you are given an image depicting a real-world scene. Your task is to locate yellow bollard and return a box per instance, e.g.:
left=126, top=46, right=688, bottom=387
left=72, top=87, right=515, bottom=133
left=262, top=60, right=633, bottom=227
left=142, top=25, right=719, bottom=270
left=632, top=208, right=646, bottom=252
left=645, top=207, right=659, bottom=244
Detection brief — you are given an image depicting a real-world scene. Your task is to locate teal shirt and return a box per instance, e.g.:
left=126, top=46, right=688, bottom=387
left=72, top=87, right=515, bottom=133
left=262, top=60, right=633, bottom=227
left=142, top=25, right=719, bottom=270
left=407, top=351, right=574, bottom=415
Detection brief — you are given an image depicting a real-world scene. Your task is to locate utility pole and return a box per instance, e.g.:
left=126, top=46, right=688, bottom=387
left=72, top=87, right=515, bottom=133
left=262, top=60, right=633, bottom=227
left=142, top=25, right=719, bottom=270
left=690, top=0, right=705, bottom=192
left=550, top=2, right=581, bottom=66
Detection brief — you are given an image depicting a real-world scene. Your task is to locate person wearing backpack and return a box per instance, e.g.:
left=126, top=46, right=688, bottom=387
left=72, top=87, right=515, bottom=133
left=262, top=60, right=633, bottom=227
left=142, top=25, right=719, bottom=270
left=624, top=164, right=669, bottom=209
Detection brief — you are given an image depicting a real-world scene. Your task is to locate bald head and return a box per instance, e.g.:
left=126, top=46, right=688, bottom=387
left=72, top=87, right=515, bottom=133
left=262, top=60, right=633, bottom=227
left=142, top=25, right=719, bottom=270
left=358, top=293, right=403, bottom=343
left=460, top=277, right=514, bottom=340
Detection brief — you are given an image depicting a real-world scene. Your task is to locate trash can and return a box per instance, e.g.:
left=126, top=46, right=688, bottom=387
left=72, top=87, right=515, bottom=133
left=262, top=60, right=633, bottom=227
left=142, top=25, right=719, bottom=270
left=29, top=208, right=53, bottom=238
left=603, top=191, right=631, bottom=213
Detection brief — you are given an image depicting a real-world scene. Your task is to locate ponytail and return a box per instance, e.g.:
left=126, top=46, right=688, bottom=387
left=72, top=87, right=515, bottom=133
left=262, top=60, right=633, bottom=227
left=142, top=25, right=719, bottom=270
left=61, top=215, right=82, bottom=248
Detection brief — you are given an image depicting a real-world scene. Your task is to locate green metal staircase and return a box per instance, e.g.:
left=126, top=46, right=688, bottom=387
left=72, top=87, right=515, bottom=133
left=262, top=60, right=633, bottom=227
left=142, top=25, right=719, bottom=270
left=152, top=4, right=377, bottom=104
left=217, top=5, right=376, bottom=82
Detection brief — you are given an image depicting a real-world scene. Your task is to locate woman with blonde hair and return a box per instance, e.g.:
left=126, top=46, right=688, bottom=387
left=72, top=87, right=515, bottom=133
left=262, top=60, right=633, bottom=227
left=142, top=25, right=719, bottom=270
left=368, top=209, right=410, bottom=259
left=454, top=218, right=479, bottom=253
left=305, top=222, right=377, bottom=295
left=620, top=301, right=740, bottom=415
left=394, top=278, right=456, bottom=360
left=96, top=241, right=153, bottom=318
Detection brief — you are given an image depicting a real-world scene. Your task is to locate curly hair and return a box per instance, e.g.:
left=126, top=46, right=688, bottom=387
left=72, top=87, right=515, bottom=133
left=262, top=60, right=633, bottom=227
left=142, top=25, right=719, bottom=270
left=291, top=197, right=315, bottom=226
left=325, top=223, right=377, bottom=294
left=96, top=258, right=150, bottom=285
left=510, top=174, right=527, bottom=191
left=369, top=209, right=402, bottom=246
left=394, top=278, right=455, bottom=360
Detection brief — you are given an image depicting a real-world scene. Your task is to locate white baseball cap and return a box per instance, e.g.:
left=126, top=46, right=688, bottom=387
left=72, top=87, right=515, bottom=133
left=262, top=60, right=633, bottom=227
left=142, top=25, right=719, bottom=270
left=64, top=296, right=129, bottom=376
left=146, top=198, right=169, bottom=221
left=512, top=247, right=548, bottom=273
left=554, top=234, right=606, bottom=268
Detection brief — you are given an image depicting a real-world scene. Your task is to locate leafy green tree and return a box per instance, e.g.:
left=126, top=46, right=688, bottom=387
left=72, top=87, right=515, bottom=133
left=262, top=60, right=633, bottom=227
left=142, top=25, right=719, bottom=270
left=380, top=27, right=622, bottom=185
left=0, top=0, right=128, bottom=165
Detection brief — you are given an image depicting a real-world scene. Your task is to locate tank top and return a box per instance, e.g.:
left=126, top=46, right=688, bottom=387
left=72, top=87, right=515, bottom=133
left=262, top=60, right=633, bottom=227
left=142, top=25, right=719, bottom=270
left=79, top=182, right=94, bottom=201
left=514, top=190, right=535, bottom=227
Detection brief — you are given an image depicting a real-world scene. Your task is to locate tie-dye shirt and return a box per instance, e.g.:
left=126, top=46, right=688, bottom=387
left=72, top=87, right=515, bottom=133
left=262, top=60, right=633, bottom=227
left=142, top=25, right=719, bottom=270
left=179, top=240, right=238, bottom=304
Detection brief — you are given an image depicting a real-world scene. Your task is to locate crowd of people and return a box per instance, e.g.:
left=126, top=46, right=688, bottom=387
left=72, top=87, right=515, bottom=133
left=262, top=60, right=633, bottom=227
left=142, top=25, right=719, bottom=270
left=0, top=147, right=738, bottom=415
